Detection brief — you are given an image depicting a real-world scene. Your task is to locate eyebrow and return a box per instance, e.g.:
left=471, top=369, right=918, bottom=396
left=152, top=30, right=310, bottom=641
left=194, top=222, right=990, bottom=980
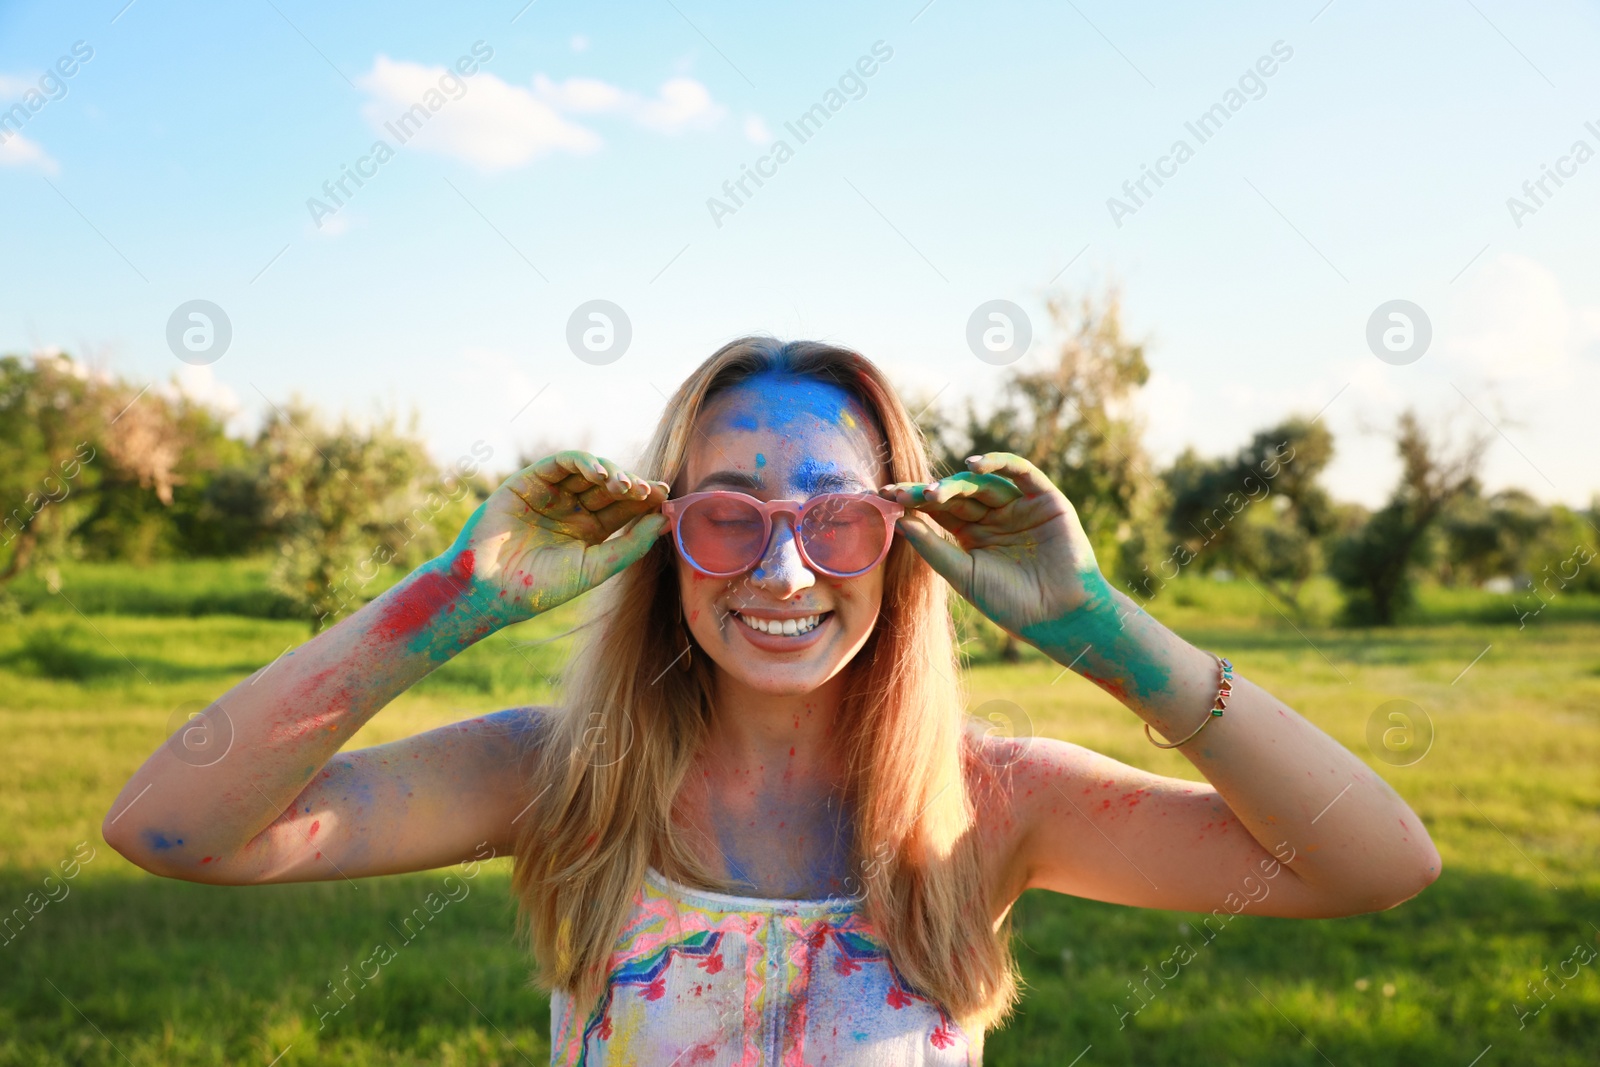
left=692, top=470, right=765, bottom=493
left=801, top=470, right=871, bottom=494
left=688, top=469, right=872, bottom=494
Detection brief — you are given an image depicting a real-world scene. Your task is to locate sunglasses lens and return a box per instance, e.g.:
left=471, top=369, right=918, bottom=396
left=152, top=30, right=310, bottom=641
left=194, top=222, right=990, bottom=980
left=800, top=497, right=889, bottom=576
left=678, top=496, right=767, bottom=574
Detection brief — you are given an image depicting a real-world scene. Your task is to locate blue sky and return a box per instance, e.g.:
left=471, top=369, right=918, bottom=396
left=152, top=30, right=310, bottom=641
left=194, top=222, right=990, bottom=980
left=3, top=0, right=1598, bottom=507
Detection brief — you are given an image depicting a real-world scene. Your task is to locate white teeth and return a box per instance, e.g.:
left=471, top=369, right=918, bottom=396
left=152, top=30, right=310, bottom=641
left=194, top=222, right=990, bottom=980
left=735, top=612, right=822, bottom=636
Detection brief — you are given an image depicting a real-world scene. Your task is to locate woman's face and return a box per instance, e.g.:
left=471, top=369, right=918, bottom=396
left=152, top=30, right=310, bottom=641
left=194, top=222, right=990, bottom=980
left=675, top=373, right=891, bottom=696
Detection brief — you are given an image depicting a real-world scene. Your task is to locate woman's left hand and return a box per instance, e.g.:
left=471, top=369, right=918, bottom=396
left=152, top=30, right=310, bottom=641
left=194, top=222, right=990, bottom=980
left=880, top=452, right=1106, bottom=634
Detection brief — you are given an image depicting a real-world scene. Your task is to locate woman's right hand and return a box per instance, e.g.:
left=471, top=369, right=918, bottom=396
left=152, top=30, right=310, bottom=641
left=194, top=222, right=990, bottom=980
left=453, top=450, right=670, bottom=625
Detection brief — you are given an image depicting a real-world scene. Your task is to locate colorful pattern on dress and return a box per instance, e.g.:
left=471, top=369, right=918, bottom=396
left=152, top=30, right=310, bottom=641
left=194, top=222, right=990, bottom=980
left=549, top=868, right=981, bottom=1065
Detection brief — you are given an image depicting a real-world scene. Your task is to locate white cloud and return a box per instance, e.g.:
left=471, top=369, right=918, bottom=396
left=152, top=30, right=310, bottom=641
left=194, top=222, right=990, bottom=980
left=532, top=73, right=628, bottom=114
left=633, top=77, right=725, bottom=133
left=533, top=73, right=726, bottom=133
left=743, top=114, right=772, bottom=144
left=0, top=131, right=58, bottom=173
left=1441, top=253, right=1578, bottom=379
left=359, top=57, right=601, bottom=172
left=569, top=34, right=590, bottom=53
left=356, top=57, right=725, bottom=172
left=170, top=363, right=241, bottom=415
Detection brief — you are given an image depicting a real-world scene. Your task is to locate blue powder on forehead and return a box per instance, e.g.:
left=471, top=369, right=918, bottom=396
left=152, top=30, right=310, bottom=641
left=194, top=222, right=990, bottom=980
left=708, top=372, right=867, bottom=432
left=792, top=456, right=836, bottom=492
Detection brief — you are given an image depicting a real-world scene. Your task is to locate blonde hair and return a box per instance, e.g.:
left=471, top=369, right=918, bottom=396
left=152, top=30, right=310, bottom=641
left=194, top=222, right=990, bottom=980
left=511, top=337, right=1020, bottom=1033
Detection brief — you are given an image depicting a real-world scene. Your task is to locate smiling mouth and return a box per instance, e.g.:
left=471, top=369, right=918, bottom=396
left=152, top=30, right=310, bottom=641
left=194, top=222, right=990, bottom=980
left=732, top=611, right=829, bottom=637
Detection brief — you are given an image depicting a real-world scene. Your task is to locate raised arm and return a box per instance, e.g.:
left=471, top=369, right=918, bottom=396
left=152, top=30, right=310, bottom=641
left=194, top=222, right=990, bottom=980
left=102, top=452, right=669, bottom=885
left=884, top=453, right=1440, bottom=916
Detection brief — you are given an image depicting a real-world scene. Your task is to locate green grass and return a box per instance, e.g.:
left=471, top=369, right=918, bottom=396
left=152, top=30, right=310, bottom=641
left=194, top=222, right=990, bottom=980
left=5, top=556, right=302, bottom=619
left=1, top=561, right=1597, bottom=1065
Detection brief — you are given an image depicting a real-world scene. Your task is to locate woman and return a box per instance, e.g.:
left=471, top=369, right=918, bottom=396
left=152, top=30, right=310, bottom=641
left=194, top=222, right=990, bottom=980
left=104, top=337, right=1440, bottom=1064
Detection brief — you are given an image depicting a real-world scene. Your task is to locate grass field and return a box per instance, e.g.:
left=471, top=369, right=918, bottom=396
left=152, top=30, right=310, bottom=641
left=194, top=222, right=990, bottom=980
left=1, top=559, right=1597, bottom=1065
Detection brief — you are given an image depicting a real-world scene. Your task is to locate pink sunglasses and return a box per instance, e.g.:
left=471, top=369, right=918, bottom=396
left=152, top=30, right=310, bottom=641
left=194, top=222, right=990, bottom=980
left=660, top=491, right=905, bottom=578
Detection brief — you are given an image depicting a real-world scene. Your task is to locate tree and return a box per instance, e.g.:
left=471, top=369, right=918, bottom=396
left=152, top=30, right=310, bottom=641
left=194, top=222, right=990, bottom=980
left=259, top=400, right=481, bottom=631
left=929, top=287, right=1160, bottom=658
left=1439, top=487, right=1552, bottom=587
left=1330, top=411, right=1488, bottom=625
left=0, top=355, right=101, bottom=585
left=0, top=351, right=270, bottom=579
left=938, top=288, right=1159, bottom=555
left=75, top=385, right=238, bottom=563
left=1159, top=418, right=1335, bottom=614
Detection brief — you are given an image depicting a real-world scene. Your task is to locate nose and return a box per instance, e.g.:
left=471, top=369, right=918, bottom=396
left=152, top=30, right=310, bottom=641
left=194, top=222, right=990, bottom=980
left=745, top=516, right=816, bottom=599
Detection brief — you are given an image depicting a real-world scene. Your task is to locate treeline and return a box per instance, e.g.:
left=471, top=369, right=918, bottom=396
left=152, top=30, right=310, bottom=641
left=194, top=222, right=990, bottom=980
left=4, top=297, right=1596, bottom=631
left=918, top=291, right=1598, bottom=631
left=0, top=354, right=491, bottom=630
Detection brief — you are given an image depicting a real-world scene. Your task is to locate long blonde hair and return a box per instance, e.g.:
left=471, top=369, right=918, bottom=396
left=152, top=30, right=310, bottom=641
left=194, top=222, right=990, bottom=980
left=511, top=337, right=1020, bottom=1032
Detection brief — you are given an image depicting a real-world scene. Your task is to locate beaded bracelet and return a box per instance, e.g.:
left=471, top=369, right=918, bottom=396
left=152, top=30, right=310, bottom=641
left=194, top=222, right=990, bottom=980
left=1144, top=654, right=1233, bottom=750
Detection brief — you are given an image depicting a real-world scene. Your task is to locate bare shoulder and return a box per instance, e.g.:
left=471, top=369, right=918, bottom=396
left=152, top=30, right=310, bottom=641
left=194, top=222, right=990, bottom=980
left=962, top=731, right=1086, bottom=911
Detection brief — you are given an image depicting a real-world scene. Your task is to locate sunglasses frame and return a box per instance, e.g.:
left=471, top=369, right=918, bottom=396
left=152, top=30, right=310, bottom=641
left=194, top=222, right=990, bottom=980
left=660, top=490, right=906, bottom=579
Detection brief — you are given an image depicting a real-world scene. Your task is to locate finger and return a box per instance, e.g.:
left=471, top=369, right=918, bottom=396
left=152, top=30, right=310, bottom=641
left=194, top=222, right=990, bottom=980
left=583, top=513, right=669, bottom=587
left=577, top=455, right=635, bottom=498
left=555, top=471, right=596, bottom=496
left=532, top=451, right=608, bottom=486
left=965, top=452, right=1058, bottom=497
left=880, top=479, right=1016, bottom=520
left=918, top=507, right=977, bottom=542
left=895, top=512, right=974, bottom=593
left=922, top=472, right=1023, bottom=508
left=620, top=473, right=666, bottom=502
left=879, top=482, right=936, bottom=506
left=575, top=468, right=661, bottom=513
left=591, top=492, right=663, bottom=533
left=924, top=496, right=991, bottom=524
left=608, top=466, right=658, bottom=502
